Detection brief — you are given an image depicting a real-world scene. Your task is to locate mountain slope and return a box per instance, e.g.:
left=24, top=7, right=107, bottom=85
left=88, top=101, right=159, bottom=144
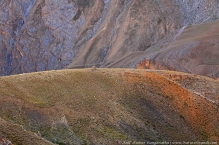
left=0, top=69, right=218, bottom=144
left=136, top=20, right=219, bottom=78
left=1, top=0, right=219, bottom=75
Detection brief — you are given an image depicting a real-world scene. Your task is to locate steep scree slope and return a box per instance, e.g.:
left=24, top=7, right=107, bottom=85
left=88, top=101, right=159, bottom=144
left=1, top=0, right=219, bottom=75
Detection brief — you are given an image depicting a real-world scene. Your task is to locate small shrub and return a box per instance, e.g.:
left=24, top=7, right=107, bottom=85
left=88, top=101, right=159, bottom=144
left=183, top=102, right=188, bottom=107
left=91, top=66, right=97, bottom=71
left=179, top=114, right=184, bottom=119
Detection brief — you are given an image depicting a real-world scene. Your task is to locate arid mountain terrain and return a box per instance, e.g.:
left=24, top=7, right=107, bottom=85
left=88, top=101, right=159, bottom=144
left=136, top=20, right=219, bottom=78
left=0, top=0, right=219, bottom=76
left=0, top=69, right=218, bottom=144
left=1, top=0, right=219, bottom=145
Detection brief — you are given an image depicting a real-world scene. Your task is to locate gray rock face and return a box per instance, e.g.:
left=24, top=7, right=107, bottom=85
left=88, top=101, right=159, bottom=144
left=0, top=0, right=219, bottom=75
left=0, top=0, right=88, bottom=75
left=178, top=0, right=219, bottom=25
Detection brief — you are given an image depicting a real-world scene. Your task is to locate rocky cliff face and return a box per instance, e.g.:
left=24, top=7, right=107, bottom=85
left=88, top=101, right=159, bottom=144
left=0, top=0, right=219, bottom=76
left=0, top=0, right=89, bottom=75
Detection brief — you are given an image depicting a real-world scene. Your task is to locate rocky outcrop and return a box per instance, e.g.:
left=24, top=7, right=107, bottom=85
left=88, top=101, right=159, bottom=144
left=0, top=0, right=219, bottom=76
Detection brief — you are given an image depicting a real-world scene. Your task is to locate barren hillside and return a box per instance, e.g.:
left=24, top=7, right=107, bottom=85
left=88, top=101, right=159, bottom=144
left=136, top=20, right=219, bottom=78
left=0, top=69, right=218, bottom=144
